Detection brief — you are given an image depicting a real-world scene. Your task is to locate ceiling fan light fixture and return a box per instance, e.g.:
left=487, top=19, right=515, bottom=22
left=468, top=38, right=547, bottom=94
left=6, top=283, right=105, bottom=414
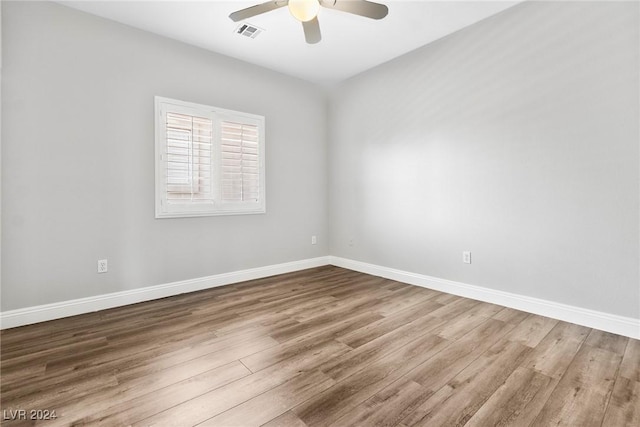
left=288, top=0, right=320, bottom=22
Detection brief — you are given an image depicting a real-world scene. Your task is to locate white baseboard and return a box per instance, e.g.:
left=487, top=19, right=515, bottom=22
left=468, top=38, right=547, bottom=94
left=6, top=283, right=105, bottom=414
left=329, top=256, right=640, bottom=340
left=0, top=257, right=331, bottom=329
left=3, top=255, right=638, bottom=340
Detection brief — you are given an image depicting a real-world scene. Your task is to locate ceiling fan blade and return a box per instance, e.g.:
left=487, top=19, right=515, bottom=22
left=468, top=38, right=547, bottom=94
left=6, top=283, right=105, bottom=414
left=229, top=1, right=287, bottom=22
left=302, top=17, right=322, bottom=44
left=320, top=0, right=388, bottom=20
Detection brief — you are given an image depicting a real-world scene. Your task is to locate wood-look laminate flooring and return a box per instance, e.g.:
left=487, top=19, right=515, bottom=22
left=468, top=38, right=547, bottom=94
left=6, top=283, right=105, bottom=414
left=1, top=266, right=638, bottom=426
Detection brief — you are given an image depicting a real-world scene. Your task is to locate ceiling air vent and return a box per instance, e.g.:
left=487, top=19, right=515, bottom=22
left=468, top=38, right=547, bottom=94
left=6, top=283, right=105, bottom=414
left=236, top=23, right=263, bottom=39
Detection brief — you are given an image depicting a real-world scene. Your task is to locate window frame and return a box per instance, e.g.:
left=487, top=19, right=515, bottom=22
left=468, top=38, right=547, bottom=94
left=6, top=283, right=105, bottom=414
left=155, top=96, right=266, bottom=219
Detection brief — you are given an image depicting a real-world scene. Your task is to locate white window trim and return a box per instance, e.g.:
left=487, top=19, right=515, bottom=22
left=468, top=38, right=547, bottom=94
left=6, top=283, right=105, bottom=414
left=155, top=96, right=266, bottom=219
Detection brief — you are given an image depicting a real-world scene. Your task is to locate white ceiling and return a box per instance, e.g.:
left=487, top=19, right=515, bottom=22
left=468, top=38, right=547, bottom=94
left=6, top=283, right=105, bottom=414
left=59, top=1, right=521, bottom=85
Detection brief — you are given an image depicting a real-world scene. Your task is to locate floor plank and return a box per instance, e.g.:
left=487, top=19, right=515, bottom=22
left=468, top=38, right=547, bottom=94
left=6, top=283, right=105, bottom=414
left=45, top=354, right=255, bottom=426
left=69, top=361, right=251, bottom=426
left=492, top=307, right=530, bottom=325
left=463, top=367, right=557, bottom=427
left=329, top=378, right=430, bottom=427
left=584, top=328, right=629, bottom=355
left=400, top=339, right=531, bottom=426
left=262, top=411, right=309, bottom=427
left=293, top=333, right=449, bottom=427
left=619, top=338, right=640, bottom=382
left=198, top=370, right=335, bottom=426
left=240, top=312, right=383, bottom=372
left=336, top=298, right=443, bottom=348
left=501, top=313, right=559, bottom=348
left=434, top=312, right=487, bottom=341
left=406, top=318, right=516, bottom=391
left=601, top=376, right=640, bottom=427
left=321, top=315, right=448, bottom=382
left=530, top=344, right=622, bottom=427
left=521, top=321, right=590, bottom=379
left=133, top=340, right=349, bottom=426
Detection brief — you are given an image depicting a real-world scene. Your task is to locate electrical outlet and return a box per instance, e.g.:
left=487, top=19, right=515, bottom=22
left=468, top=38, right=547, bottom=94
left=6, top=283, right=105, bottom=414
left=97, top=259, right=108, bottom=273
left=311, top=235, right=317, bottom=245
left=463, top=251, right=471, bottom=264
left=348, top=238, right=354, bottom=247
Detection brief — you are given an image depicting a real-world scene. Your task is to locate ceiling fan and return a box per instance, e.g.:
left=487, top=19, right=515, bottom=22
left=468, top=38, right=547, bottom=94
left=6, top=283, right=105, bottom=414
left=229, top=0, right=389, bottom=44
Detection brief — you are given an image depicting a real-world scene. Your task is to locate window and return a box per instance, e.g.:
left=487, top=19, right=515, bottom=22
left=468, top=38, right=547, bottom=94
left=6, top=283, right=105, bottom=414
left=155, top=97, right=265, bottom=218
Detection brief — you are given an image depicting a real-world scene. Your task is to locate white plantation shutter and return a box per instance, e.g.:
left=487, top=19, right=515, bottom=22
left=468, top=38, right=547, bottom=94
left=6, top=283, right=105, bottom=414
left=165, top=112, right=213, bottom=202
left=221, top=121, right=260, bottom=203
left=155, top=97, right=265, bottom=218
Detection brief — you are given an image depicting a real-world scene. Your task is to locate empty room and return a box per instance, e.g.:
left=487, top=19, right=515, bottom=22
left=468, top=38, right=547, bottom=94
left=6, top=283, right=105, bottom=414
left=1, top=0, right=639, bottom=426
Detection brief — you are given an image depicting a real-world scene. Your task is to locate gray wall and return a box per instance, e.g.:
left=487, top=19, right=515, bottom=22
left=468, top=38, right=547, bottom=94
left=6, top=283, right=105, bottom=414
left=328, top=1, right=640, bottom=318
left=2, top=1, right=328, bottom=310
